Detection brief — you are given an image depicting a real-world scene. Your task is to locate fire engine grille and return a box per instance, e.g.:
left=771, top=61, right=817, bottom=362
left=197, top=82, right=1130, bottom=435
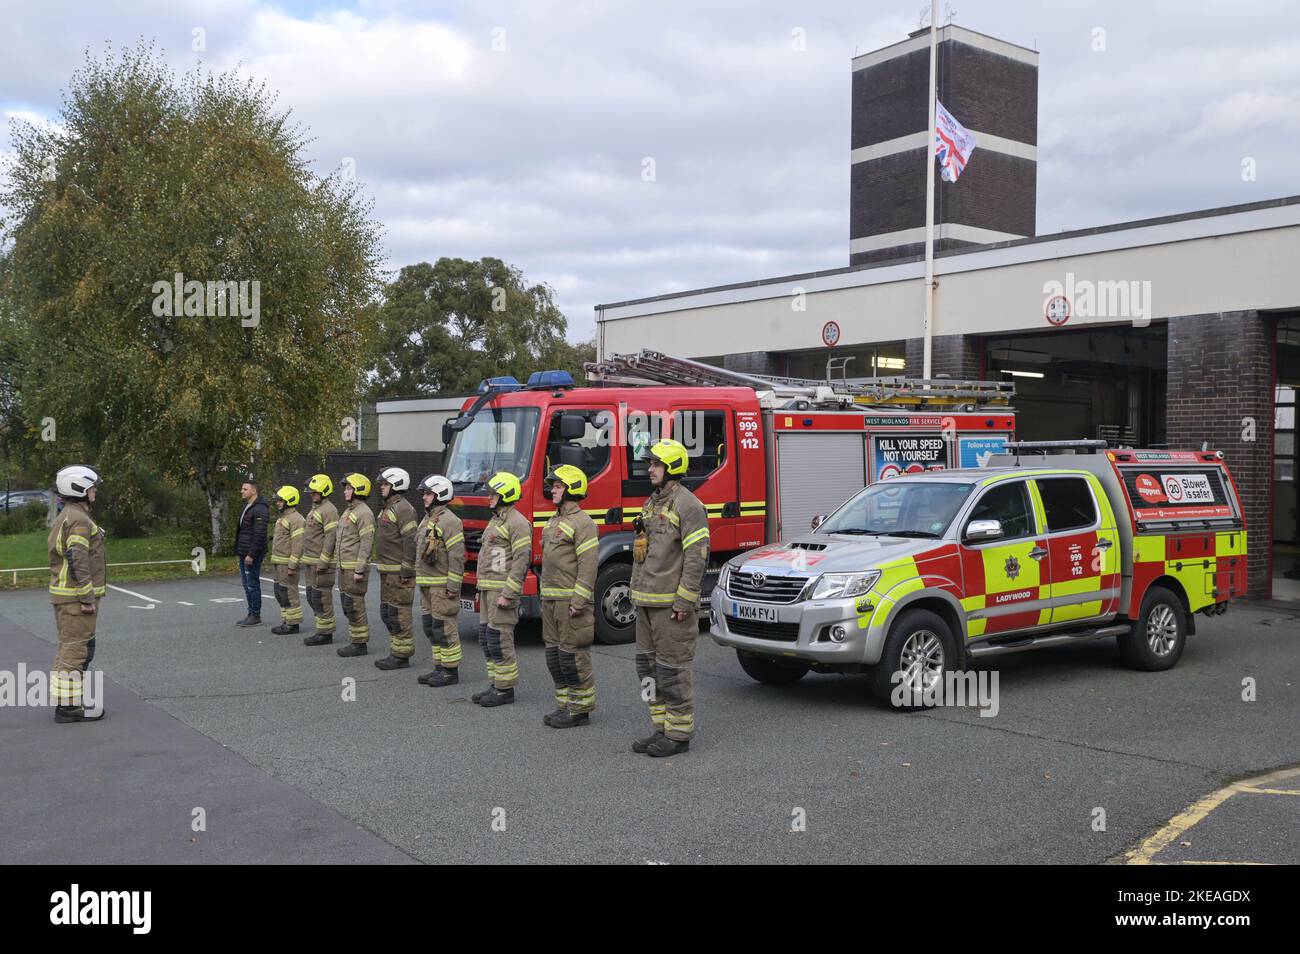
left=725, top=616, right=799, bottom=641
left=727, top=571, right=809, bottom=604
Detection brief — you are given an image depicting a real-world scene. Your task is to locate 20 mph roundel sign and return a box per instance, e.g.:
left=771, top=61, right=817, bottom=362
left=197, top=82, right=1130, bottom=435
left=821, top=321, right=841, bottom=348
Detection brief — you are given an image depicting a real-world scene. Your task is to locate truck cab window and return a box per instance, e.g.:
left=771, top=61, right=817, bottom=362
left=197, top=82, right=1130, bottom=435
left=967, top=482, right=1033, bottom=540
left=544, top=409, right=612, bottom=480
left=1037, top=478, right=1097, bottom=533
left=672, top=410, right=727, bottom=478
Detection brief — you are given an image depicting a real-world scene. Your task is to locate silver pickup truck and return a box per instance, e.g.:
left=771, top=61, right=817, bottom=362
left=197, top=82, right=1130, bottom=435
left=708, top=442, right=1246, bottom=709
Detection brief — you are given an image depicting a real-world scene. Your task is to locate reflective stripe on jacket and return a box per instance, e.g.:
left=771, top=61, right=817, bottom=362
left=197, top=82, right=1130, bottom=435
left=336, top=499, right=376, bottom=573
left=476, top=505, right=531, bottom=603
left=376, top=495, right=418, bottom=574
left=48, top=500, right=95, bottom=604
left=414, top=505, right=465, bottom=588
left=271, top=508, right=306, bottom=566
left=630, top=480, right=710, bottom=612
left=303, top=499, right=339, bottom=565
left=540, top=500, right=598, bottom=609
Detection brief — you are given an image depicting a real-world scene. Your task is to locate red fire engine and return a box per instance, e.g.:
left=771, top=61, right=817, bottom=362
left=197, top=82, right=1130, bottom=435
left=441, top=351, right=1017, bottom=643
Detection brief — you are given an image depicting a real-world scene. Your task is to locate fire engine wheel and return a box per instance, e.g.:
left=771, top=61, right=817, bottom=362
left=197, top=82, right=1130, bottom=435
left=1118, top=586, right=1186, bottom=671
left=594, top=562, right=636, bottom=645
left=869, top=608, right=955, bottom=711
left=735, top=649, right=811, bottom=685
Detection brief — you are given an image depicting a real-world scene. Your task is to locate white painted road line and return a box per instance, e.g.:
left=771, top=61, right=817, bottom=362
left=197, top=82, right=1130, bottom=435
left=107, top=583, right=162, bottom=603
left=177, top=601, right=195, bottom=606
left=107, top=583, right=161, bottom=609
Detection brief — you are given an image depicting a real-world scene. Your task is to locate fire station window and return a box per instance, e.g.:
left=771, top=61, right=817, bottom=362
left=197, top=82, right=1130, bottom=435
left=966, top=482, right=1033, bottom=540
left=1037, top=478, right=1097, bottom=533
left=544, top=409, right=611, bottom=481
left=671, top=410, right=727, bottom=478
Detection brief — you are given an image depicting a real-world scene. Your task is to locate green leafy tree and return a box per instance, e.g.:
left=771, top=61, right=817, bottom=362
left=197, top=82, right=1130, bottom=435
left=369, top=257, right=589, bottom=397
left=1, top=42, right=383, bottom=552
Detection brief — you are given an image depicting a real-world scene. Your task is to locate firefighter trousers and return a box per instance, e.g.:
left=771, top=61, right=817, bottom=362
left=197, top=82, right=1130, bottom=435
left=478, top=595, right=519, bottom=690
left=379, top=573, right=416, bottom=657
left=419, top=586, right=462, bottom=669
left=305, top=565, right=336, bottom=634
left=542, top=600, right=595, bottom=713
left=273, top=565, right=303, bottom=626
left=339, top=571, right=370, bottom=644
left=51, top=601, right=98, bottom=707
left=635, top=606, right=697, bottom=741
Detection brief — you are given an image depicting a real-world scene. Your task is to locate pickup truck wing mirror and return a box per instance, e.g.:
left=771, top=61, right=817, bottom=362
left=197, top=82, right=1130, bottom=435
left=811, top=514, right=827, bottom=531
left=965, top=519, right=1004, bottom=543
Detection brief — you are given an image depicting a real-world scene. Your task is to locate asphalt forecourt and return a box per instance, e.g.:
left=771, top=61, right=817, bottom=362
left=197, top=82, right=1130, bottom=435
left=1, top=574, right=1296, bottom=870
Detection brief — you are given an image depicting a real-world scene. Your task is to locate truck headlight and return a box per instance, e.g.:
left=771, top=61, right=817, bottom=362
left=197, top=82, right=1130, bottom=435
left=717, top=563, right=733, bottom=593
left=810, top=570, right=881, bottom=600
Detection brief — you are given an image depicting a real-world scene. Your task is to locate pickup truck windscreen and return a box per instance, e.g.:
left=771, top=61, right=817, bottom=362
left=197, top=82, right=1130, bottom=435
left=818, top=480, right=974, bottom=538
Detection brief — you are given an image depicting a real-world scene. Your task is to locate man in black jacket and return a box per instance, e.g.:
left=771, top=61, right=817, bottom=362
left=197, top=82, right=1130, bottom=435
left=234, top=480, right=270, bottom=626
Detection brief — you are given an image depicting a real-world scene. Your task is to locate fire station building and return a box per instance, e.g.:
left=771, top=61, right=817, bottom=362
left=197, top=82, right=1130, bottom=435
left=594, top=26, right=1300, bottom=601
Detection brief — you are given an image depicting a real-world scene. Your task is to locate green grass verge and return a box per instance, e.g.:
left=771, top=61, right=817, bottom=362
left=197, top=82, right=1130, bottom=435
left=0, top=529, right=240, bottom=589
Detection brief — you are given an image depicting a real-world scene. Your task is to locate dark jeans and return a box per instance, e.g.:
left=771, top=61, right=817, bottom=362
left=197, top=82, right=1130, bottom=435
left=239, top=555, right=264, bottom=616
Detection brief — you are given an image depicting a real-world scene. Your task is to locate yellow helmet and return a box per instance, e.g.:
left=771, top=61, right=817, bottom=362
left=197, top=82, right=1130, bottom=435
left=487, top=471, right=522, bottom=505
left=649, top=438, right=690, bottom=477
left=275, top=485, right=300, bottom=507
left=306, top=474, right=333, bottom=497
left=546, top=464, right=588, bottom=499
left=344, top=473, right=371, bottom=498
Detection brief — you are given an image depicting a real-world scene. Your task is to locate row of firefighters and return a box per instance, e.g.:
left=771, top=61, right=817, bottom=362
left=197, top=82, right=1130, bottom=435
left=45, top=440, right=710, bottom=757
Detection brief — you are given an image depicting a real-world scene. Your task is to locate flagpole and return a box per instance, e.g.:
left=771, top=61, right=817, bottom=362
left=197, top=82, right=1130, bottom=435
left=922, top=0, right=938, bottom=379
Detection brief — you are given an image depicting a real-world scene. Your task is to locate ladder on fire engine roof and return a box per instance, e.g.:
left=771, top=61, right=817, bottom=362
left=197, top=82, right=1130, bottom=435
left=584, top=350, right=1015, bottom=410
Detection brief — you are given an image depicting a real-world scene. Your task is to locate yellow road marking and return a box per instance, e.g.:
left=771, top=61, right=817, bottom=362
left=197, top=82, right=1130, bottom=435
left=1125, top=766, right=1300, bottom=865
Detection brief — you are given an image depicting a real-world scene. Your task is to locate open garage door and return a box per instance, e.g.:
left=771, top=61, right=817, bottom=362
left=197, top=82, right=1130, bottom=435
left=984, top=325, right=1167, bottom=447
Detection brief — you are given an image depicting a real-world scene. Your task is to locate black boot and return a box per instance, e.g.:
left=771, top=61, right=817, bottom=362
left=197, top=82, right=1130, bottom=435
left=471, top=685, right=494, bottom=704
left=478, top=686, right=515, bottom=708
left=646, top=735, right=690, bottom=758
left=631, top=731, right=665, bottom=754
left=549, top=711, right=590, bottom=729
left=337, top=642, right=368, bottom=657
left=236, top=614, right=261, bottom=627
left=417, top=666, right=443, bottom=685
left=271, top=622, right=300, bottom=635
left=303, top=632, right=334, bottom=646
left=426, top=668, right=460, bottom=687
left=55, top=705, right=105, bottom=724
left=542, top=707, right=567, bottom=726
left=374, top=654, right=409, bottom=670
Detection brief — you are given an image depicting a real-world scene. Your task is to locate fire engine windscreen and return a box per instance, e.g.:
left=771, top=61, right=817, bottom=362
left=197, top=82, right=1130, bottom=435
left=445, top=407, right=541, bottom=492
left=818, top=480, right=975, bottom=539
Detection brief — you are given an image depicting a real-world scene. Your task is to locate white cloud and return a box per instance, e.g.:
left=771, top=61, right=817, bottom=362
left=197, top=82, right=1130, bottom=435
left=1, top=0, right=1298, bottom=342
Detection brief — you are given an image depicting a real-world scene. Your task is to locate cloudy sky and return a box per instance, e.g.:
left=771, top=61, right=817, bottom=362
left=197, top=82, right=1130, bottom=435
left=3, top=0, right=1297, bottom=341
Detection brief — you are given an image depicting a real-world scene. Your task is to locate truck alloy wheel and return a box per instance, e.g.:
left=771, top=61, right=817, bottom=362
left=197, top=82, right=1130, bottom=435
left=870, top=608, right=956, bottom=710
left=1118, top=585, right=1186, bottom=672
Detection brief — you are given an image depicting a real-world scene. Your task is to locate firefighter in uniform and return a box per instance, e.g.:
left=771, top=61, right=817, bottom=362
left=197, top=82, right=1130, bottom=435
left=413, top=474, right=465, bottom=687
left=472, top=471, right=531, bottom=708
left=48, top=465, right=105, bottom=723
left=302, top=474, right=340, bottom=646
left=270, top=486, right=306, bottom=634
left=373, top=467, right=419, bottom=670
left=336, top=473, right=377, bottom=657
left=539, top=465, right=599, bottom=728
left=630, top=439, right=710, bottom=757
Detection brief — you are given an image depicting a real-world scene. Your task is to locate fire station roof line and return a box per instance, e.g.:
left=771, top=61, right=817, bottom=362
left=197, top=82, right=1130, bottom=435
left=595, top=194, right=1300, bottom=322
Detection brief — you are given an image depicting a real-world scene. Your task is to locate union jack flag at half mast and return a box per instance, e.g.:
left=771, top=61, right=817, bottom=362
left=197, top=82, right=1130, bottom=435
left=934, top=99, right=978, bottom=182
